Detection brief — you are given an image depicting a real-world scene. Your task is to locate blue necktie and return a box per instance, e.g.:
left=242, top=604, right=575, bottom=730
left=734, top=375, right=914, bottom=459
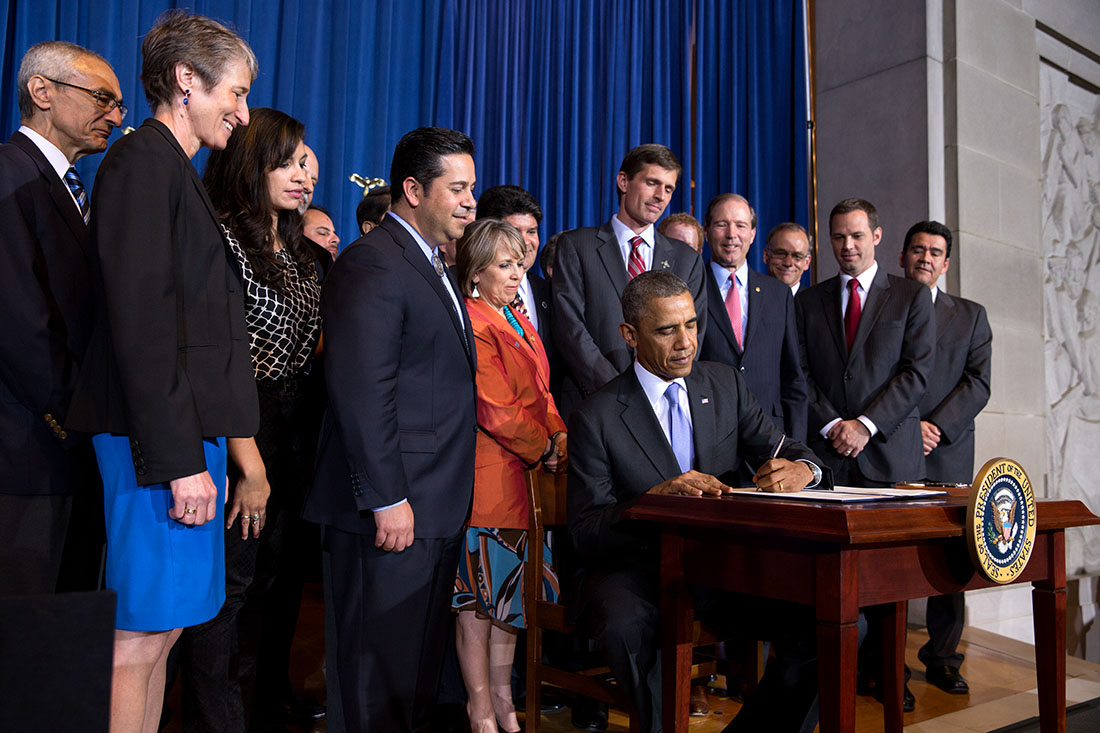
left=664, top=382, right=694, bottom=474
left=64, top=166, right=89, bottom=224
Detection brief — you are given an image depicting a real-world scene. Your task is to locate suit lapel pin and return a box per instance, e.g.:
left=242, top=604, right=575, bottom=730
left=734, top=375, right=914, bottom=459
left=701, top=397, right=710, bottom=404
left=755, top=286, right=760, bottom=292
left=661, top=260, right=670, bottom=269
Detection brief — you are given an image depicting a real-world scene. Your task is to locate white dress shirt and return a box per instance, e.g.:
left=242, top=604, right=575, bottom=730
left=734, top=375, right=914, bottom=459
left=821, top=261, right=880, bottom=439
left=634, top=362, right=692, bottom=451
left=19, top=125, right=82, bottom=214
left=517, top=273, right=538, bottom=332
left=612, top=214, right=654, bottom=273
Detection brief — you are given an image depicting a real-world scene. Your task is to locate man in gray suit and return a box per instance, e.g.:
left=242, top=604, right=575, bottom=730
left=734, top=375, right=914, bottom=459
left=900, top=220, right=992, bottom=696
left=796, top=198, right=935, bottom=488
left=552, top=144, right=705, bottom=417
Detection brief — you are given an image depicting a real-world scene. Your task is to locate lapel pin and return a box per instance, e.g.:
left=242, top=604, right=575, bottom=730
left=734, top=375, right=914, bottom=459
left=661, top=260, right=670, bottom=269
left=701, top=397, right=709, bottom=404
left=754, top=286, right=760, bottom=292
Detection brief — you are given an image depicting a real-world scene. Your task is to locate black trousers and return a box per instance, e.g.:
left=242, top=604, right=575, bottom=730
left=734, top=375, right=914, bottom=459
left=0, top=493, right=72, bottom=596
left=178, top=376, right=321, bottom=732
left=325, top=526, right=463, bottom=733
left=918, top=592, right=965, bottom=668
left=577, top=567, right=819, bottom=733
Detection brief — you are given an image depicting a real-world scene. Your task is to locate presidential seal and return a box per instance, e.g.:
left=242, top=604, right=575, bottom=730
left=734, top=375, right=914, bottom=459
left=966, top=458, right=1037, bottom=584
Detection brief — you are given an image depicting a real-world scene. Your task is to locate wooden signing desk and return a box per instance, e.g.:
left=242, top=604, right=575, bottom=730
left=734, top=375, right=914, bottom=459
left=624, top=491, right=1099, bottom=733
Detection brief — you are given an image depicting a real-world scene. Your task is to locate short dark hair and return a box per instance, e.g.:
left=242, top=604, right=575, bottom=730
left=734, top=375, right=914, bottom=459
left=619, top=144, right=682, bottom=181
left=476, top=184, right=543, bottom=223
left=703, top=193, right=756, bottom=229
left=389, top=127, right=475, bottom=205
left=541, top=232, right=562, bottom=275
left=829, top=198, right=879, bottom=232
left=902, top=220, right=953, bottom=258
left=356, top=187, right=391, bottom=229
left=621, top=271, right=690, bottom=328
left=307, top=204, right=332, bottom=219
left=765, top=222, right=811, bottom=249
left=141, top=10, right=257, bottom=110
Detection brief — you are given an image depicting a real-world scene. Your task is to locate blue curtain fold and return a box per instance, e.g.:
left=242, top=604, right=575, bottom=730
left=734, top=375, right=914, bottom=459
left=1, top=0, right=808, bottom=271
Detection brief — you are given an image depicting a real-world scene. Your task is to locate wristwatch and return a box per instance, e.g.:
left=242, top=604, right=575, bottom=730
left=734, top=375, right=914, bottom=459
left=798, top=459, right=823, bottom=488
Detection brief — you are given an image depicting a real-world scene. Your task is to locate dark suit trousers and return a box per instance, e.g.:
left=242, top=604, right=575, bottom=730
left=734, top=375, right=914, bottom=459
left=0, top=494, right=72, bottom=595
left=579, top=568, right=819, bottom=733
left=325, top=525, right=463, bottom=733
left=918, top=593, right=965, bottom=668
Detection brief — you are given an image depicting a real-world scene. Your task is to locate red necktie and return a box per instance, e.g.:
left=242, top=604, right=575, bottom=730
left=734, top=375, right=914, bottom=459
left=845, top=278, right=862, bottom=350
left=627, top=236, right=646, bottom=279
left=724, top=274, right=743, bottom=349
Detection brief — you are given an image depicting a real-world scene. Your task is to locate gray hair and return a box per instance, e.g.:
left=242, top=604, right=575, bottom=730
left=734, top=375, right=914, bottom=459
left=621, top=271, right=690, bottom=327
left=18, top=41, right=110, bottom=120
left=456, top=218, right=526, bottom=298
left=141, top=10, right=257, bottom=110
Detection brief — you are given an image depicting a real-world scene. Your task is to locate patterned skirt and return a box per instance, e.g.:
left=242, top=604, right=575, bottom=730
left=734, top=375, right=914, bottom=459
left=452, top=526, right=558, bottom=629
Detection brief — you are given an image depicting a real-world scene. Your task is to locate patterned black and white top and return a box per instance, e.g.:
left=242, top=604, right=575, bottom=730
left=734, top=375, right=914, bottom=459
left=224, top=226, right=321, bottom=380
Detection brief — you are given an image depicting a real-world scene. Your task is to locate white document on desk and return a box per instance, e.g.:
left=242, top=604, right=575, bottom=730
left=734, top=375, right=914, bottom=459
left=724, top=487, right=948, bottom=502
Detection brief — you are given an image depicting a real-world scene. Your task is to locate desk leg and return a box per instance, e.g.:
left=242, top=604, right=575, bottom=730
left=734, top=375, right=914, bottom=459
left=816, top=550, right=859, bottom=733
left=1034, top=530, right=1066, bottom=733
left=881, top=600, right=907, bottom=733
left=660, top=528, right=693, bottom=733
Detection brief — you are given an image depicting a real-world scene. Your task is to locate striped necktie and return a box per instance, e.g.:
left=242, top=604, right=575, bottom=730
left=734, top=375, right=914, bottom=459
left=64, top=166, right=90, bottom=224
left=627, top=235, right=646, bottom=279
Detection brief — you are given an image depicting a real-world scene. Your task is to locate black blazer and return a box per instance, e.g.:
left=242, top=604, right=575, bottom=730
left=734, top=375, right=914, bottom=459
left=67, top=119, right=259, bottom=484
left=302, top=214, right=478, bottom=539
left=0, top=131, right=96, bottom=495
left=566, top=361, right=818, bottom=590
left=920, top=292, right=992, bottom=483
left=551, top=221, right=706, bottom=415
left=796, top=268, right=935, bottom=483
left=699, top=264, right=808, bottom=441
left=526, top=270, right=563, bottom=396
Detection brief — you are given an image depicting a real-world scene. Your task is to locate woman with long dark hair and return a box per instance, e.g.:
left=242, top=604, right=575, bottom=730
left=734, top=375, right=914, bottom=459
left=175, top=107, right=322, bottom=731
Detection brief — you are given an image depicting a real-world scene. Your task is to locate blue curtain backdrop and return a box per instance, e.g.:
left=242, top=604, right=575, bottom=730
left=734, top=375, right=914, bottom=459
left=0, top=0, right=808, bottom=274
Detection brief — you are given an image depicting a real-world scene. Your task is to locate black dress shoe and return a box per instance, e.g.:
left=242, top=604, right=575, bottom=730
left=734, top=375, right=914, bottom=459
left=282, top=692, right=327, bottom=722
left=514, top=690, right=567, bottom=714
left=570, top=698, right=609, bottom=731
left=925, top=665, right=970, bottom=694
left=858, top=678, right=915, bottom=713
left=903, top=684, right=915, bottom=712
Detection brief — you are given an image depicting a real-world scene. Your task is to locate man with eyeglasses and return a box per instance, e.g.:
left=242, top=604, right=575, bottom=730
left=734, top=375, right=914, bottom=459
left=763, top=222, right=813, bottom=295
left=0, top=41, right=125, bottom=596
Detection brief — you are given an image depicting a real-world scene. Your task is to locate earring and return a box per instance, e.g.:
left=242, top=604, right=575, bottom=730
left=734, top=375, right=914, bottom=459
left=183, top=88, right=191, bottom=106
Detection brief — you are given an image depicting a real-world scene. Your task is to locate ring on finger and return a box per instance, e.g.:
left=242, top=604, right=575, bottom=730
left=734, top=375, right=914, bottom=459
left=185, top=507, right=196, bottom=515
left=778, top=480, right=784, bottom=492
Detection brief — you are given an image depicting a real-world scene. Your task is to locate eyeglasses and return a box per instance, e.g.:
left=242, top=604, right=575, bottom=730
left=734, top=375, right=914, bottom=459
left=765, top=249, right=809, bottom=262
left=46, top=78, right=127, bottom=119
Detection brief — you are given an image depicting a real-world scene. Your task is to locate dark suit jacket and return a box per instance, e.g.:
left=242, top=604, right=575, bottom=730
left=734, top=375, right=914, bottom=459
left=699, top=264, right=808, bottom=441
left=921, top=292, right=992, bottom=483
left=0, top=131, right=96, bottom=495
left=526, top=271, right=562, bottom=395
left=566, top=362, right=818, bottom=607
left=67, top=119, right=259, bottom=484
left=796, top=267, right=935, bottom=483
left=551, top=222, right=706, bottom=415
left=302, top=214, right=478, bottom=539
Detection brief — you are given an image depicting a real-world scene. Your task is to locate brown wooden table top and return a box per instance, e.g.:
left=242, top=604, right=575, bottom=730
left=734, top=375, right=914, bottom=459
left=625, top=492, right=1100, bottom=545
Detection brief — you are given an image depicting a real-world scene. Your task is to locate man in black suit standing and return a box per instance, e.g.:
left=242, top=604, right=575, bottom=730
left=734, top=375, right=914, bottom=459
left=303, top=127, right=478, bottom=732
left=569, top=271, right=824, bottom=732
left=552, top=144, right=705, bottom=418
left=900, top=220, right=992, bottom=696
left=698, top=194, right=807, bottom=445
left=796, top=198, right=935, bottom=488
left=0, top=41, right=124, bottom=595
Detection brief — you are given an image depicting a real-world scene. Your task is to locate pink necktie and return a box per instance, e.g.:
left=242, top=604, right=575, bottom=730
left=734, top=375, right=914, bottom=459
left=725, top=274, right=743, bottom=349
left=627, top=236, right=646, bottom=280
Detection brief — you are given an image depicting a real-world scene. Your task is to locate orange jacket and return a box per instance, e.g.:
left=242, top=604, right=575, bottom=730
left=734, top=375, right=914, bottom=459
left=467, top=297, right=566, bottom=528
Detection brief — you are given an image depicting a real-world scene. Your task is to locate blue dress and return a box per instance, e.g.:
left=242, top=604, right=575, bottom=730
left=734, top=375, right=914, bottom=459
left=93, top=433, right=227, bottom=631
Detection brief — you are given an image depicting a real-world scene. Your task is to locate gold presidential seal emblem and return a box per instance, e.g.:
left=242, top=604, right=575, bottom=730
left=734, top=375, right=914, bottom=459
left=966, top=458, right=1037, bottom=583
